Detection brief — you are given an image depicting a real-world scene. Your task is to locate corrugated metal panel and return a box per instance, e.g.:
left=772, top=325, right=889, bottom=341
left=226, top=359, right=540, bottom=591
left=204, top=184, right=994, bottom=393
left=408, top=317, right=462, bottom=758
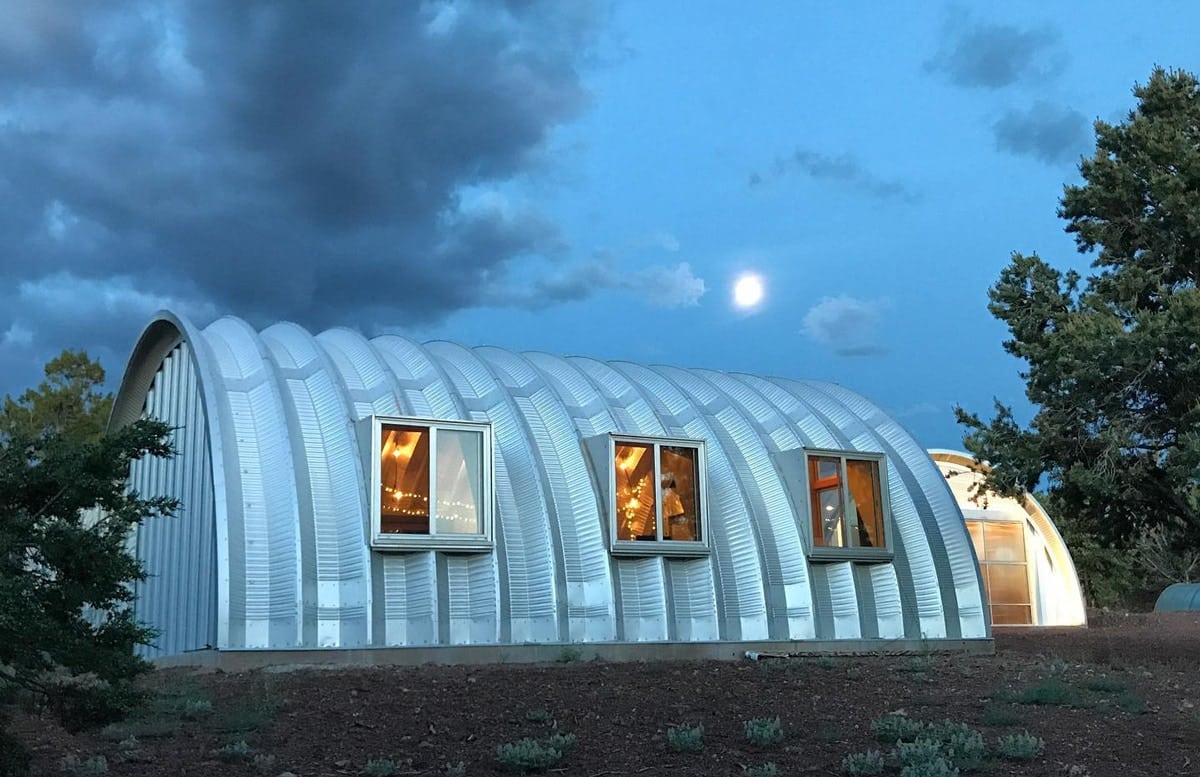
left=656, top=366, right=815, bottom=640
left=379, top=553, right=437, bottom=645
left=478, top=347, right=617, bottom=643
left=612, top=363, right=769, bottom=641
left=424, top=342, right=545, bottom=644
left=261, top=323, right=370, bottom=648
left=131, top=343, right=217, bottom=657
left=315, top=328, right=405, bottom=419
left=203, top=318, right=303, bottom=648
left=818, top=383, right=988, bottom=638
left=784, top=380, right=953, bottom=639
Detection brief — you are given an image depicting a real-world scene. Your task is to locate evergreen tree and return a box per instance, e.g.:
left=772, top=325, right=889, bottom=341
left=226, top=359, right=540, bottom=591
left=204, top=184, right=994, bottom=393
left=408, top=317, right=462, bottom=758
left=957, top=67, right=1200, bottom=584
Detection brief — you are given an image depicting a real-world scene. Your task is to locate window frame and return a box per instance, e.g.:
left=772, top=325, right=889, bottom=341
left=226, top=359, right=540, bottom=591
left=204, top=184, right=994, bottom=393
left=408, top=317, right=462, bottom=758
left=368, top=415, right=494, bottom=552
left=964, top=512, right=1038, bottom=626
left=605, top=433, right=710, bottom=557
left=801, top=448, right=893, bottom=563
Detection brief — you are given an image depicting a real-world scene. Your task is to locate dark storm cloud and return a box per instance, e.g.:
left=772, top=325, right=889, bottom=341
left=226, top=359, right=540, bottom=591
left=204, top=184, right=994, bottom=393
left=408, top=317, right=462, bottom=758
left=994, top=102, right=1089, bottom=165
left=925, top=9, right=1064, bottom=89
left=0, top=0, right=624, bottom=382
left=750, top=150, right=918, bottom=203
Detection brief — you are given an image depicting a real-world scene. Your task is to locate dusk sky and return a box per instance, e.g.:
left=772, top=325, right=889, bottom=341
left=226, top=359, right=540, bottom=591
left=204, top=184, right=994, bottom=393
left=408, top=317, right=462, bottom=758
left=2, top=1, right=1197, bottom=449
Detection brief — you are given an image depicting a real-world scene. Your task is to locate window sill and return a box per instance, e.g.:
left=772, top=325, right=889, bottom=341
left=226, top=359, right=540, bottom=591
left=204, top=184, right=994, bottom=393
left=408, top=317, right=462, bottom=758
left=807, top=547, right=894, bottom=564
left=371, top=534, right=493, bottom=554
left=610, top=540, right=710, bottom=558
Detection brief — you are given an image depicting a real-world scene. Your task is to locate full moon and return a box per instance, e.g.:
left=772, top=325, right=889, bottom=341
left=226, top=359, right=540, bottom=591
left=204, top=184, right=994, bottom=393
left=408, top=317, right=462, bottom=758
left=732, top=273, right=765, bottom=309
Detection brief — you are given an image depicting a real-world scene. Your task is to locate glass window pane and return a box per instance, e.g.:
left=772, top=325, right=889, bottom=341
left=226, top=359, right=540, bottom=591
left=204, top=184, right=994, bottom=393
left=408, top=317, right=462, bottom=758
left=966, top=521, right=985, bottom=557
left=660, top=446, right=700, bottom=542
left=615, top=443, right=656, bottom=541
left=435, top=429, right=483, bottom=535
left=986, top=564, right=1031, bottom=605
left=380, top=425, right=430, bottom=534
left=983, top=522, right=1026, bottom=562
left=809, top=457, right=845, bottom=547
left=990, top=604, right=1033, bottom=625
left=846, top=459, right=884, bottom=548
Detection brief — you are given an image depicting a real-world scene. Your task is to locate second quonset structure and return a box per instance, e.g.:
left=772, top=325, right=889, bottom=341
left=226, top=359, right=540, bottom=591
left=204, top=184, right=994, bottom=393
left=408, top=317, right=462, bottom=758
left=111, top=311, right=989, bottom=659
left=930, top=450, right=1086, bottom=627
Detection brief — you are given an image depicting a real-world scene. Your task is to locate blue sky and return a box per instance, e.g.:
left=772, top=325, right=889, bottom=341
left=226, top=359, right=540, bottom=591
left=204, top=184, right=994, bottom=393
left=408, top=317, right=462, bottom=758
left=1, top=1, right=1197, bottom=449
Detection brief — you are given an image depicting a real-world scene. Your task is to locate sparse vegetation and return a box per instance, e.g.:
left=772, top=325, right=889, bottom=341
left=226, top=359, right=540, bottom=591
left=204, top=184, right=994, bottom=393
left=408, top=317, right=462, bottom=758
left=556, top=646, right=583, bottom=663
left=745, top=762, right=779, bottom=777
left=871, top=712, right=927, bottom=744
left=496, top=733, right=576, bottom=773
left=59, top=755, right=109, bottom=776
left=744, top=716, right=784, bottom=746
left=444, top=761, right=467, bottom=777
left=525, top=707, right=553, bottom=724
left=842, top=750, right=885, bottom=776
left=363, top=758, right=400, bottom=777
left=996, top=731, right=1044, bottom=760
left=215, top=740, right=251, bottom=763
left=253, top=752, right=278, bottom=772
left=667, top=723, right=705, bottom=752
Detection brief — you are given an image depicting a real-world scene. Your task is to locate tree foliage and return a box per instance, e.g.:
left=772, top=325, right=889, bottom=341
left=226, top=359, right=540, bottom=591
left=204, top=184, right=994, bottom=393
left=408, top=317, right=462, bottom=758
left=0, top=350, right=114, bottom=443
left=0, top=352, right=176, bottom=772
left=957, top=67, right=1200, bottom=588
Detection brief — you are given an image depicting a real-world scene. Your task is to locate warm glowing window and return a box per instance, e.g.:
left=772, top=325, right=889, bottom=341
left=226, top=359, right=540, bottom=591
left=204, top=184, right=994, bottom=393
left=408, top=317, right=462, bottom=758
left=805, top=451, right=888, bottom=552
left=371, top=417, right=492, bottom=550
left=609, top=436, right=707, bottom=554
left=966, top=520, right=1032, bottom=625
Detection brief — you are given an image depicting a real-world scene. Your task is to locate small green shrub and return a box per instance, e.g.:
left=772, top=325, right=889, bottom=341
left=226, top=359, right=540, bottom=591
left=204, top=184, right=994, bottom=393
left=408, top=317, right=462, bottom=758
left=897, top=655, right=936, bottom=674
left=116, top=736, right=141, bottom=752
left=253, top=752, right=278, bottom=772
left=996, top=731, right=1044, bottom=760
left=444, top=762, right=467, bottom=777
left=60, top=755, right=109, bottom=776
left=667, top=723, right=705, bottom=752
left=925, top=721, right=984, bottom=771
left=846, top=666, right=863, bottom=680
left=899, top=758, right=959, bottom=777
left=978, top=704, right=1022, bottom=727
left=215, top=740, right=251, bottom=763
left=1114, top=691, right=1145, bottom=714
left=817, top=655, right=839, bottom=669
left=556, top=646, right=583, bottom=663
left=842, top=750, right=885, bottom=776
left=180, top=698, right=213, bottom=719
left=745, top=763, right=779, bottom=777
left=894, top=738, right=943, bottom=768
left=744, top=716, right=784, bottom=746
left=496, top=733, right=576, bottom=773
left=1044, top=656, right=1069, bottom=676
left=871, top=712, right=926, bottom=744
left=1082, top=675, right=1125, bottom=693
left=1015, top=680, right=1086, bottom=707
left=525, top=707, right=553, bottom=724
left=364, top=758, right=400, bottom=777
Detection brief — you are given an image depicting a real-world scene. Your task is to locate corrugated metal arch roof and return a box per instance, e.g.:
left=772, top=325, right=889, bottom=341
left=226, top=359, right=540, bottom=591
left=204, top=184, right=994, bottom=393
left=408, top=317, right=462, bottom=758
left=113, top=311, right=987, bottom=655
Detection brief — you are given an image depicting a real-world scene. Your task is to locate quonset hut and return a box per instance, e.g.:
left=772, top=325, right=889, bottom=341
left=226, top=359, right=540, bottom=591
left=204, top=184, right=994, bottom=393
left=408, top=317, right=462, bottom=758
left=111, top=312, right=989, bottom=664
left=930, top=450, right=1085, bottom=627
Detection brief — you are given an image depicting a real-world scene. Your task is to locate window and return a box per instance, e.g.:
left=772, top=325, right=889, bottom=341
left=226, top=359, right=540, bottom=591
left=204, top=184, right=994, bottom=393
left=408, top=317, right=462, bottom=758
left=607, top=435, right=708, bottom=556
left=369, top=416, right=493, bottom=551
left=802, top=449, right=892, bottom=561
left=966, top=519, right=1032, bottom=625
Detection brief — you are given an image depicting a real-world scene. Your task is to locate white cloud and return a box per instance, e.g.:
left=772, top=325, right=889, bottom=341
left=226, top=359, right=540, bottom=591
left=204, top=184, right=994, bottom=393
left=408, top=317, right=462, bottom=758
left=628, top=262, right=705, bottom=308
left=1, top=323, right=33, bottom=348
left=802, top=294, right=889, bottom=356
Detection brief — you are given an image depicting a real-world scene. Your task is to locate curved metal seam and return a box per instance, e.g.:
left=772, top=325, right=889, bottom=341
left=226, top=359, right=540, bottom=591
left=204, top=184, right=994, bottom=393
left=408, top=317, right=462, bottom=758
left=656, top=365, right=817, bottom=639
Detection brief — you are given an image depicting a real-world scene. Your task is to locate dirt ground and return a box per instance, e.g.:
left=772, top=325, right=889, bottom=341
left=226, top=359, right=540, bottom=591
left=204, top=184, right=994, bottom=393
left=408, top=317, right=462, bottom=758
left=16, top=611, right=1200, bottom=777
